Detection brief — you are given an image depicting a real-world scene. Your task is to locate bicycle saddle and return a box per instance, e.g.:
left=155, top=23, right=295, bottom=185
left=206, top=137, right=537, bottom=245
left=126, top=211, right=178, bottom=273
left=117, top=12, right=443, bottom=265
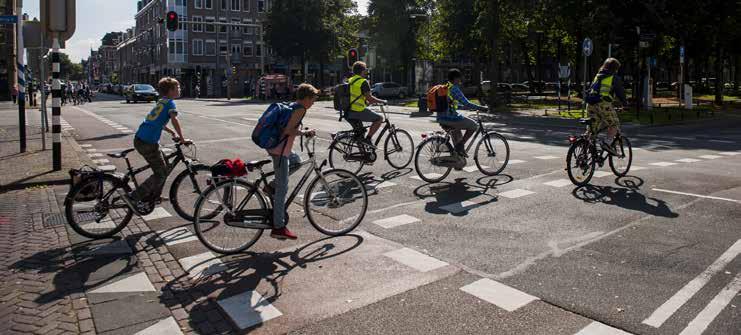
left=246, top=159, right=272, bottom=170
left=107, top=148, right=136, bottom=159
left=578, top=118, right=595, bottom=125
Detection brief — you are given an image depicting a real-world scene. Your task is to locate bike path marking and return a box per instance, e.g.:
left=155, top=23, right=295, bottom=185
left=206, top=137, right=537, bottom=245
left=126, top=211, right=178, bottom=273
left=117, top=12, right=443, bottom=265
left=574, top=321, right=633, bottom=335
left=678, top=273, right=741, bottom=335
left=460, top=278, right=539, bottom=312
left=651, top=189, right=741, bottom=204
left=373, top=214, right=420, bottom=229
left=134, top=317, right=184, bottom=335
left=384, top=247, right=449, bottom=272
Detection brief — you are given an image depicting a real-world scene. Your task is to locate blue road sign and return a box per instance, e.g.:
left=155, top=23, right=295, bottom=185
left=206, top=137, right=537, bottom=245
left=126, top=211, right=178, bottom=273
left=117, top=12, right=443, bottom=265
left=582, top=38, right=593, bottom=57
left=0, top=15, right=18, bottom=24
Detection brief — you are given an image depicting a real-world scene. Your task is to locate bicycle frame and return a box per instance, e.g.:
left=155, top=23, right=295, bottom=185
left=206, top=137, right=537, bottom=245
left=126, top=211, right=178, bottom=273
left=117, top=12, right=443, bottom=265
left=437, top=110, right=491, bottom=154
left=121, top=144, right=196, bottom=189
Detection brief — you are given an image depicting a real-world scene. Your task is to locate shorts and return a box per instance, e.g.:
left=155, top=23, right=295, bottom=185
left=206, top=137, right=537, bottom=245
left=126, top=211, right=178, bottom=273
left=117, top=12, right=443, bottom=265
left=438, top=116, right=477, bottom=131
left=588, top=103, right=620, bottom=132
left=346, top=108, right=383, bottom=123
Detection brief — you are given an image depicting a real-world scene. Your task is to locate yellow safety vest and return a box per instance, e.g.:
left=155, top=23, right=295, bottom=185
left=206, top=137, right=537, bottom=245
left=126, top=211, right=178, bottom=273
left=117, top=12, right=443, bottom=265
left=349, top=75, right=367, bottom=112
left=591, top=74, right=614, bottom=101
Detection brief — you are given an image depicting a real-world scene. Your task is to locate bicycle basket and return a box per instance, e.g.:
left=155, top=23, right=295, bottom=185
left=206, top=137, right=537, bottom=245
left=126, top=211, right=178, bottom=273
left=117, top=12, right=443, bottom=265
left=68, top=165, right=104, bottom=202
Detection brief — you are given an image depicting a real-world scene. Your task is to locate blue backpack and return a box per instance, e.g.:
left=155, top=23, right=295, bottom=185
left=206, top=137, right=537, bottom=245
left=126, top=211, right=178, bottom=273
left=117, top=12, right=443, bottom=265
left=252, top=102, right=297, bottom=149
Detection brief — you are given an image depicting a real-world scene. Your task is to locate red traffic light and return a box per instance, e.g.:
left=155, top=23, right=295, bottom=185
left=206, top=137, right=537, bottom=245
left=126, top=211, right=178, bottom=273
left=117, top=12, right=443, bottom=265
left=347, top=48, right=359, bottom=69
left=349, top=50, right=357, bottom=57
left=166, top=11, right=178, bottom=32
left=168, top=12, right=177, bottom=20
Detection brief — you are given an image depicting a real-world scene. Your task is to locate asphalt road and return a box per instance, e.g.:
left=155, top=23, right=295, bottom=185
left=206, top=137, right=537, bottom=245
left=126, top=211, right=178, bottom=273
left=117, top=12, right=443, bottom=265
left=55, top=94, right=741, bottom=334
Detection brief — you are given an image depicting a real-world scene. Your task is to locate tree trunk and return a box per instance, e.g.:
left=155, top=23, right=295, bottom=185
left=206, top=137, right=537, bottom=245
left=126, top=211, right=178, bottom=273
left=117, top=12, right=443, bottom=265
left=319, top=60, right=325, bottom=88
left=714, top=43, right=723, bottom=105
left=735, top=55, right=740, bottom=94
left=486, top=0, right=500, bottom=108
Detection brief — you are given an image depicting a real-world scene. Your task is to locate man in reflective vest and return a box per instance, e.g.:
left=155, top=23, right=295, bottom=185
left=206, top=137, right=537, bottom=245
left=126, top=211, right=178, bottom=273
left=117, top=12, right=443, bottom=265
left=587, top=58, right=627, bottom=155
left=346, top=61, right=387, bottom=144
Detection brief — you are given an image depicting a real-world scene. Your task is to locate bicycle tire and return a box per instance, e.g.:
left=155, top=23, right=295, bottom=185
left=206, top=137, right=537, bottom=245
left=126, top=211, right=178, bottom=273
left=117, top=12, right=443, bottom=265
left=193, top=179, right=266, bottom=255
left=414, top=136, right=453, bottom=183
left=169, top=163, right=216, bottom=221
left=328, top=133, right=365, bottom=175
left=64, top=174, right=133, bottom=239
left=384, top=128, right=414, bottom=169
left=609, top=136, right=633, bottom=177
left=566, top=138, right=596, bottom=186
left=304, top=169, right=368, bottom=236
left=475, top=131, right=510, bottom=176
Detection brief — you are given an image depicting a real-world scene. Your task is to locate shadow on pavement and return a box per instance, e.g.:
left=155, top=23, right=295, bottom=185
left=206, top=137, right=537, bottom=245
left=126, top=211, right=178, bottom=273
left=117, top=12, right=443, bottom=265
left=80, top=133, right=132, bottom=142
left=413, top=178, right=498, bottom=217
left=570, top=176, right=678, bottom=218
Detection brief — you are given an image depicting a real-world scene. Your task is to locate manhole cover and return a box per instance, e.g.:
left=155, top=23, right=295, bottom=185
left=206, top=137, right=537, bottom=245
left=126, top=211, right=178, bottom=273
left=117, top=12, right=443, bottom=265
left=43, top=213, right=67, bottom=228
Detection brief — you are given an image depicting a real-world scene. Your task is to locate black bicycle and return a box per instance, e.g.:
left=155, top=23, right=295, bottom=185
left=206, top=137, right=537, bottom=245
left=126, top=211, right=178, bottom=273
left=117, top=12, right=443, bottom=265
left=192, top=135, right=368, bottom=254
left=64, top=139, right=212, bottom=238
left=328, top=104, right=414, bottom=174
left=414, top=108, right=510, bottom=183
left=566, top=117, right=632, bottom=186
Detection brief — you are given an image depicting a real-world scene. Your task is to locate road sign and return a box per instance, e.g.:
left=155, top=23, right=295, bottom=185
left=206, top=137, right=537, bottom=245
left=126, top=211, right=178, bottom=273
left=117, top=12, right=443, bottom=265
left=41, top=0, right=76, bottom=41
left=0, top=15, right=18, bottom=24
left=559, top=65, right=571, bottom=79
left=680, top=46, right=685, bottom=63
left=582, top=38, right=593, bottom=57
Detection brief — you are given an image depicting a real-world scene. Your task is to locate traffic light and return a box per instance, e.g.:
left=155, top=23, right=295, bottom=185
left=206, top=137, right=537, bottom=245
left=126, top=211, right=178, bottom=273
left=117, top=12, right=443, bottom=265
left=166, top=11, right=178, bottom=32
left=347, top=48, right=358, bottom=69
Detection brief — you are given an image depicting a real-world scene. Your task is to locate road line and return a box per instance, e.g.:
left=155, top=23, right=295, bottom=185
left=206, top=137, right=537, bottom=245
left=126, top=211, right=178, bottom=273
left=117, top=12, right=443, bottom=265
left=718, top=151, right=741, bottom=156
left=373, top=214, right=420, bottom=229
left=199, top=115, right=252, bottom=127
left=699, top=155, right=722, bottom=160
left=92, top=159, right=110, bottom=164
left=651, top=189, right=741, bottom=204
left=178, top=252, right=227, bottom=279
left=89, top=272, right=156, bottom=294
left=460, top=278, right=539, bottom=312
left=88, top=153, right=104, bottom=158
left=142, top=207, right=172, bottom=221
left=649, top=162, right=678, bottom=167
left=98, top=165, right=117, bottom=172
left=642, top=239, right=741, bottom=327
left=593, top=171, right=613, bottom=178
left=439, top=200, right=482, bottom=214
left=366, top=199, right=426, bottom=215
left=508, top=159, right=527, bottom=164
left=198, top=136, right=251, bottom=144
left=678, top=273, right=741, bottom=335
left=574, top=321, right=633, bottom=335
left=676, top=158, right=702, bottom=163
left=463, top=165, right=482, bottom=173
left=384, top=247, right=448, bottom=272
left=708, top=139, right=736, bottom=144
left=630, top=166, right=647, bottom=171
left=534, top=155, right=559, bottom=160
left=543, top=179, right=572, bottom=188
left=498, top=189, right=535, bottom=199
left=218, top=291, right=283, bottom=329
left=134, top=317, right=183, bottom=335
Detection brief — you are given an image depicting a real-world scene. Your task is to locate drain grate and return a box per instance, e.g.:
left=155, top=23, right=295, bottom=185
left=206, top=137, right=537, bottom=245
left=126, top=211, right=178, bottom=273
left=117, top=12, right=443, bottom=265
left=43, top=213, right=67, bottom=228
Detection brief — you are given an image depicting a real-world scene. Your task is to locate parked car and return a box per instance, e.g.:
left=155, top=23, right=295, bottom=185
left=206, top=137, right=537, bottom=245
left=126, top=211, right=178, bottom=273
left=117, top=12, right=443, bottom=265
left=125, top=84, right=159, bottom=103
left=480, top=81, right=513, bottom=94
left=371, top=82, right=409, bottom=99
left=510, top=83, right=530, bottom=92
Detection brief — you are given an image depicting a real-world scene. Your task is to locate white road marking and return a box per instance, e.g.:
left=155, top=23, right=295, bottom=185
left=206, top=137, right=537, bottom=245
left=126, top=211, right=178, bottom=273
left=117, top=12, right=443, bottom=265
left=678, top=273, right=741, bottom=335
left=157, top=227, right=199, bottom=246
left=89, top=272, right=155, bottom=294
left=178, top=252, right=228, bottom=278
left=218, top=291, right=283, bottom=330
left=699, top=155, right=722, bottom=160
left=508, top=159, right=527, bottom=165
left=80, top=144, right=93, bottom=148
left=719, top=151, right=741, bottom=156
left=439, top=200, right=481, bottom=214
left=643, top=239, right=741, bottom=328
left=198, top=136, right=252, bottom=144
left=79, top=240, right=133, bottom=256
left=676, top=158, right=702, bottom=163
left=708, top=139, right=736, bottom=144
left=411, top=174, right=442, bottom=181
left=463, top=165, right=482, bottom=173
left=498, top=189, right=535, bottom=199
left=593, top=171, right=613, bottom=178
left=199, top=115, right=252, bottom=127
left=142, top=207, right=172, bottom=221
left=630, top=166, right=647, bottom=171
left=367, top=181, right=396, bottom=190
left=383, top=247, right=448, bottom=272
left=134, top=317, right=183, bottom=335
left=460, top=278, right=539, bottom=312
left=667, top=136, right=695, bottom=141
left=92, top=159, right=110, bottom=164
left=534, top=155, right=559, bottom=160
left=543, top=179, right=572, bottom=188
left=98, top=165, right=117, bottom=172
left=85, top=148, right=98, bottom=153
left=652, top=189, right=741, bottom=204
left=574, top=321, right=632, bottom=335
left=649, top=162, right=678, bottom=167
left=373, top=214, right=420, bottom=229
left=88, top=153, right=104, bottom=158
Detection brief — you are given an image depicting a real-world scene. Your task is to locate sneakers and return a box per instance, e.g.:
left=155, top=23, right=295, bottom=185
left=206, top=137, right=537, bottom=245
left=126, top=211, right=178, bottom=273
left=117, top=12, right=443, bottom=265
left=270, top=227, right=298, bottom=240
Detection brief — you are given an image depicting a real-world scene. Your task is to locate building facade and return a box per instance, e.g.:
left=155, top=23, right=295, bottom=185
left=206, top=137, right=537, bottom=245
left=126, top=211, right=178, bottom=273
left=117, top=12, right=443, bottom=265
left=0, top=0, right=16, bottom=101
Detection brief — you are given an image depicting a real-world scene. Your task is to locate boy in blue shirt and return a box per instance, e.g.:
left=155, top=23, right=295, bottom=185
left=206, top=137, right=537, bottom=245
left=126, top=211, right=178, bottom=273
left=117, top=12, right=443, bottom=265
left=438, top=69, right=488, bottom=167
left=129, top=77, right=190, bottom=208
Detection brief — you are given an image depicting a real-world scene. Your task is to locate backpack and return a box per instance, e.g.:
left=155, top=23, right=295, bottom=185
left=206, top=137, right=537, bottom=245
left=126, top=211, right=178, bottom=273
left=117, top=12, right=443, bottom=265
left=426, top=84, right=450, bottom=113
left=252, top=102, right=296, bottom=149
left=333, top=77, right=364, bottom=120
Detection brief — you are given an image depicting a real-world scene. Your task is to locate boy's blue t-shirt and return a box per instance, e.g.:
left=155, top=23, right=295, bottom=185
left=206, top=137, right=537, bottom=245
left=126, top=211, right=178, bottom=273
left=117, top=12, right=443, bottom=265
left=135, top=99, right=177, bottom=144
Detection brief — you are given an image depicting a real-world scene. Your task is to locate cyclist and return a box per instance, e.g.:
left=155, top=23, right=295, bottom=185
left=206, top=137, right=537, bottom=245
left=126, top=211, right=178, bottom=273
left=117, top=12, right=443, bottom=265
left=266, top=83, right=319, bottom=240
left=586, top=58, right=627, bottom=155
left=439, top=69, right=488, bottom=161
left=346, top=61, right=388, bottom=147
left=126, top=77, right=190, bottom=209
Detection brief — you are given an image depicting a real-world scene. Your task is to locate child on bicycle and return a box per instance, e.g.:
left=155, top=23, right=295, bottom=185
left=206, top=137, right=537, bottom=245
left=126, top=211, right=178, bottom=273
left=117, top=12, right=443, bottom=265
left=439, top=69, right=488, bottom=165
left=267, top=83, right=319, bottom=240
left=127, top=77, right=190, bottom=209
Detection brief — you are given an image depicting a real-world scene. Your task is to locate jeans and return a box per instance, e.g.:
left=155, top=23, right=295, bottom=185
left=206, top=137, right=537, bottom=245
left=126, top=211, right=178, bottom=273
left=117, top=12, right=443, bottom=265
left=271, top=152, right=302, bottom=228
left=131, top=137, right=168, bottom=201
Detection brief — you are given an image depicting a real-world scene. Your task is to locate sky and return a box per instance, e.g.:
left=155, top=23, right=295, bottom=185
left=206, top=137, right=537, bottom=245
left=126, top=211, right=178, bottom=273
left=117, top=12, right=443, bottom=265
left=22, top=0, right=368, bottom=63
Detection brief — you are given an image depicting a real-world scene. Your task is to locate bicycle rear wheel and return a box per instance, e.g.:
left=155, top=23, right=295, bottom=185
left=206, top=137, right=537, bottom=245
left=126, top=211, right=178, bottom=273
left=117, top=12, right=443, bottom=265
left=384, top=129, right=414, bottom=169
left=475, top=131, right=510, bottom=176
left=414, top=136, right=453, bottom=183
left=609, top=136, right=633, bottom=177
left=304, top=169, right=368, bottom=236
left=566, top=138, right=596, bottom=186
left=64, top=174, right=133, bottom=239
left=328, top=134, right=366, bottom=175
left=169, top=164, right=215, bottom=221
left=193, top=179, right=266, bottom=254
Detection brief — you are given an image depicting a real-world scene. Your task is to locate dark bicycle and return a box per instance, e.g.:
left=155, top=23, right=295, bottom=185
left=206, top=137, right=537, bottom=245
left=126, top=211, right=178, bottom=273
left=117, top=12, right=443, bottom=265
left=192, top=135, right=368, bottom=255
left=566, top=115, right=633, bottom=186
left=328, top=104, right=414, bottom=174
left=64, top=139, right=212, bottom=239
left=414, top=108, right=510, bottom=183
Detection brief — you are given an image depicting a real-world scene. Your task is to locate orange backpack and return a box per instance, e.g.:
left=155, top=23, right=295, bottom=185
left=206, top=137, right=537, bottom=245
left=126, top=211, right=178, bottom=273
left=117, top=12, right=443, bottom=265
left=426, top=84, right=450, bottom=113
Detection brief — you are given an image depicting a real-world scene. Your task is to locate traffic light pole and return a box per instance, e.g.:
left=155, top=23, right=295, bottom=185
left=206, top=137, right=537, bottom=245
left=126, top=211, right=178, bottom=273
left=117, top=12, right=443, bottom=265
left=52, top=35, right=62, bottom=171
left=16, top=3, right=26, bottom=153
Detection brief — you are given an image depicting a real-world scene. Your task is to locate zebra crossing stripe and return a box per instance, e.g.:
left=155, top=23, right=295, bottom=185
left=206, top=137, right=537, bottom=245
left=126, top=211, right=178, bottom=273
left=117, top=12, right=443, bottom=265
left=678, top=273, right=741, bottom=335
left=460, top=278, right=539, bottom=312
left=218, top=291, right=283, bottom=329
left=574, top=322, right=632, bottom=335
left=178, top=252, right=227, bottom=279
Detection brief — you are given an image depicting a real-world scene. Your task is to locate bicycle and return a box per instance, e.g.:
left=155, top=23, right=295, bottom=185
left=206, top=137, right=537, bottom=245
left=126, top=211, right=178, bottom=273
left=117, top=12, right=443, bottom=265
left=414, top=108, right=510, bottom=183
left=328, top=104, right=414, bottom=174
left=192, top=134, right=368, bottom=255
left=64, top=139, right=212, bottom=239
left=566, top=114, right=633, bottom=186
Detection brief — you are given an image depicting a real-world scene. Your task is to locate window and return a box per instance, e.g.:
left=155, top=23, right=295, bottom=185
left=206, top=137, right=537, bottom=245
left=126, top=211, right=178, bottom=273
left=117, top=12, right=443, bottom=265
left=219, top=17, right=227, bottom=33
left=193, top=39, right=204, bottom=55
left=175, top=0, right=185, bottom=5
left=192, top=16, right=203, bottom=32
left=168, top=39, right=185, bottom=55
left=178, top=15, right=187, bottom=31
left=221, top=0, right=228, bottom=10
left=243, top=42, right=253, bottom=56
left=242, top=19, right=253, bottom=35
left=195, top=0, right=202, bottom=9
left=255, top=43, right=262, bottom=57
left=231, top=43, right=242, bottom=56
left=219, top=40, right=228, bottom=55
left=205, top=17, right=215, bottom=33
left=204, top=0, right=212, bottom=9
left=205, top=40, right=216, bottom=55
left=243, top=0, right=250, bottom=12
left=231, top=18, right=241, bottom=33
left=231, top=0, right=240, bottom=11
left=258, top=0, right=265, bottom=12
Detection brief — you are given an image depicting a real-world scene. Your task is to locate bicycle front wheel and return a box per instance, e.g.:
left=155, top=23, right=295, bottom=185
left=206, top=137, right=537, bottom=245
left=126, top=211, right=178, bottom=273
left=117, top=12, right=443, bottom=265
left=609, top=136, right=633, bottom=177
left=384, top=129, right=414, bottom=169
left=64, top=174, right=133, bottom=239
left=169, top=164, right=215, bottom=221
left=414, top=136, right=453, bottom=183
left=566, top=138, right=596, bottom=186
left=193, top=179, right=266, bottom=254
left=328, top=134, right=365, bottom=175
left=475, top=132, right=510, bottom=176
left=304, top=169, right=368, bottom=236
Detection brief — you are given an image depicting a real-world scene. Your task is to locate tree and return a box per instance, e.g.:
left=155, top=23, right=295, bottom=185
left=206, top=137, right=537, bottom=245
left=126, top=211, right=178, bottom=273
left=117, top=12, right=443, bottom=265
left=58, top=53, right=83, bottom=81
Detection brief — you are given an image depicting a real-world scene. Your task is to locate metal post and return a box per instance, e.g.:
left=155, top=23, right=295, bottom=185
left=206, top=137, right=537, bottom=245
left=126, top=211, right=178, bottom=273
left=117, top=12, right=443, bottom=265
left=16, top=3, right=26, bottom=152
left=608, top=43, right=612, bottom=58
left=40, top=54, right=47, bottom=150
left=582, top=54, right=587, bottom=118
left=52, top=36, right=62, bottom=171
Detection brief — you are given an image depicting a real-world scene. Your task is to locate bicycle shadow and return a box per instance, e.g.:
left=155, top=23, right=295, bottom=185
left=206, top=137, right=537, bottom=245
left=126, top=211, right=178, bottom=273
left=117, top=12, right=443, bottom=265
left=161, top=234, right=364, bottom=334
left=358, top=168, right=413, bottom=194
left=571, top=176, right=678, bottom=218
left=413, top=178, right=498, bottom=217
left=475, top=174, right=514, bottom=190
